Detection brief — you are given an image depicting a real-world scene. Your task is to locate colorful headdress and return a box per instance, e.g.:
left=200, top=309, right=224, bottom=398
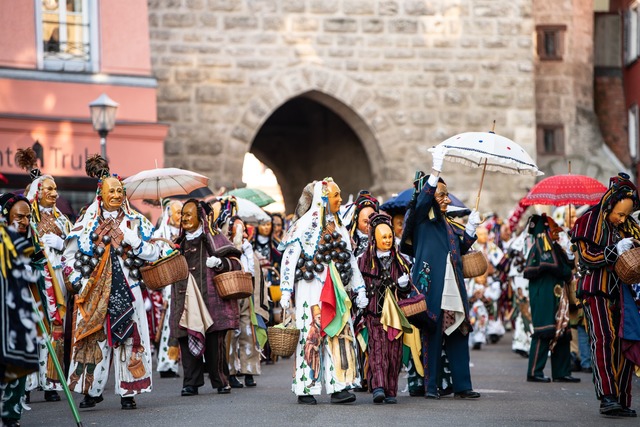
left=348, top=190, right=379, bottom=236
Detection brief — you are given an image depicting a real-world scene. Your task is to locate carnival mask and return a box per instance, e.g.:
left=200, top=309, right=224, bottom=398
left=434, top=182, right=451, bottom=213
left=326, top=181, right=342, bottom=214
left=169, top=201, right=183, bottom=227
left=101, top=177, right=124, bottom=212
left=272, top=215, right=283, bottom=238
left=475, top=226, right=489, bottom=244
left=39, top=178, right=58, bottom=209
left=9, top=200, right=31, bottom=235
left=374, top=223, right=394, bottom=252
left=606, top=198, right=634, bottom=228
left=257, top=220, right=272, bottom=237
left=181, top=202, right=200, bottom=232
left=392, top=214, right=404, bottom=238
left=357, top=207, right=375, bottom=234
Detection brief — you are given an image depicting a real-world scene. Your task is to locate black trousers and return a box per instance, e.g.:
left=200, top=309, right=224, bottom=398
left=178, top=330, right=229, bottom=389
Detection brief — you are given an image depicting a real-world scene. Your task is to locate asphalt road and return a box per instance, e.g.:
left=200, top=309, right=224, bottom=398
left=21, top=331, right=639, bottom=426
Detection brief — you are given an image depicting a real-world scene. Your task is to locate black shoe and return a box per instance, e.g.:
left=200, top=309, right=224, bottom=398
left=298, top=395, right=317, bottom=405
left=439, top=386, right=454, bottom=397
left=514, top=349, right=529, bottom=359
left=217, top=385, right=231, bottom=394
left=581, top=367, right=593, bottom=374
left=409, top=389, right=425, bottom=397
left=615, top=407, right=637, bottom=417
left=120, top=396, right=137, bottom=410
left=552, top=376, right=580, bottom=383
left=331, top=390, right=356, bottom=404
left=229, top=375, right=244, bottom=388
left=244, top=375, right=256, bottom=387
left=425, top=392, right=440, bottom=400
left=181, top=386, right=198, bottom=396
left=600, top=395, right=622, bottom=416
left=352, top=386, right=367, bottom=392
left=44, top=390, right=61, bottom=402
left=373, top=388, right=385, bottom=404
left=1, top=418, right=20, bottom=427
left=25, top=391, right=30, bottom=404
left=526, top=375, right=551, bottom=383
left=384, top=396, right=397, bottom=404
left=79, top=394, right=104, bottom=408
left=454, top=390, right=481, bottom=399
left=159, top=370, right=179, bottom=378
left=472, top=342, right=482, bottom=350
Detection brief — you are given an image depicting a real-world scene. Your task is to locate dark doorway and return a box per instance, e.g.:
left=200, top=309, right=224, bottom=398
left=250, top=95, right=373, bottom=214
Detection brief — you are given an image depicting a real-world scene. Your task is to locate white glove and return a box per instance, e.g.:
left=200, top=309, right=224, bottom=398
left=144, top=297, right=152, bottom=312
left=355, top=289, right=369, bottom=309
left=280, top=292, right=291, bottom=310
left=41, top=233, right=64, bottom=251
left=465, top=210, right=482, bottom=236
left=397, top=273, right=410, bottom=288
left=206, top=255, right=222, bottom=269
left=119, top=222, right=142, bottom=249
left=616, top=237, right=634, bottom=255
left=431, top=145, right=447, bottom=173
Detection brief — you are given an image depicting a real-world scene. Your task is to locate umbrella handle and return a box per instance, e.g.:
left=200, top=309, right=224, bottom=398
left=475, top=159, right=488, bottom=211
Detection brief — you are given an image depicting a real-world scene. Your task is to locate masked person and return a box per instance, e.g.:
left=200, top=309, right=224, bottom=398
left=15, top=148, right=71, bottom=403
left=347, top=191, right=380, bottom=259
left=170, top=200, right=241, bottom=397
left=358, top=213, right=412, bottom=404
left=225, top=216, right=264, bottom=388
left=153, top=200, right=183, bottom=378
left=571, top=173, right=640, bottom=418
left=279, top=179, right=369, bottom=405
left=408, top=146, right=482, bottom=399
left=523, top=214, right=579, bottom=385
left=63, top=155, right=161, bottom=410
left=0, top=194, right=40, bottom=427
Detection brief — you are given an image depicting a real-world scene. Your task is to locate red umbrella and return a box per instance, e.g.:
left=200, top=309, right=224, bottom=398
left=522, top=174, right=607, bottom=206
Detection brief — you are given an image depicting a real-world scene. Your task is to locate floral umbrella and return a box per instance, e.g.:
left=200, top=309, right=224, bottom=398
left=429, top=127, right=543, bottom=210
left=521, top=174, right=607, bottom=207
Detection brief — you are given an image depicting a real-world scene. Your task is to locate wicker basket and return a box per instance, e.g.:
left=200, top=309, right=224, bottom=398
left=462, top=251, right=488, bottom=278
left=140, top=239, right=188, bottom=291
left=127, top=353, right=146, bottom=379
left=213, top=270, right=253, bottom=299
left=615, top=246, right=640, bottom=284
left=398, top=294, right=427, bottom=318
left=267, top=314, right=300, bottom=357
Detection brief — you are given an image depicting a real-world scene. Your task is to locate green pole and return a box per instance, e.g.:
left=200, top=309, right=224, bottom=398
left=30, top=296, right=83, bottom=427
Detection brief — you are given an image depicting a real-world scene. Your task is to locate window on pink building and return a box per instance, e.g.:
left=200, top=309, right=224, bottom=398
left=37, top=0, right=97, bottom=72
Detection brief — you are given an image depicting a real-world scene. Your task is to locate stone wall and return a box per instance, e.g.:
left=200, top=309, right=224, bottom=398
left=148, top=0, right=538, bottom=215
left=534, top=0, right=621, bottom=180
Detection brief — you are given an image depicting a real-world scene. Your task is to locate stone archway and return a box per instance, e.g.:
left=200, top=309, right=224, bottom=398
left=230, top=66, right=392, bottom=213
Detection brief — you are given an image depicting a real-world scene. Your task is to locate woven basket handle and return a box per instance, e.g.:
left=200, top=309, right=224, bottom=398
left=282, top=308, right=293, bottom=328
left=150, top=237, right=179, bottom=249
left=395, top=282, right=420, bottom=300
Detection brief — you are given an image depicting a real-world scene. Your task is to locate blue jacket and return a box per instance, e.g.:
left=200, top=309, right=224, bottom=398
left=411, top=182, right=476, bottom=323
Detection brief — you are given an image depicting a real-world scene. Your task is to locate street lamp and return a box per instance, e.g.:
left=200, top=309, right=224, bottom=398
left=89, top=93, right=119, bottom=159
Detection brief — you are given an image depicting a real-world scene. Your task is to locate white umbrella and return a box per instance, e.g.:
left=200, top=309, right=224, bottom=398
left=123, top=167, right=209, bottom=201
left=429, top=124, right=543, bottom=210
left=235, top=196, right=270, bottom=224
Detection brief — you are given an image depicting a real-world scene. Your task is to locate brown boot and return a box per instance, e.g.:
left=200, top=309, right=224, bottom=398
left=83, top=373, right=94, bottom=395
left=68, top=372, right=80, bottom=391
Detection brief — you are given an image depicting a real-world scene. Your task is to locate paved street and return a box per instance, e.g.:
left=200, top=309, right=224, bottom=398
left=22, top=331, right=639, bottom=427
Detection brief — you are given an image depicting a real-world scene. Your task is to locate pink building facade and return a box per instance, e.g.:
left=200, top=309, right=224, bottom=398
left=0, top=0, right=167, bottom=215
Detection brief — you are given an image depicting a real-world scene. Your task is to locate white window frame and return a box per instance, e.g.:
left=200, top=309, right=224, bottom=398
left=629, top=104, right=639, bottom=160
left=625, top=4, right=639, bottom=65
left=35, top=0, right=99, bottom=72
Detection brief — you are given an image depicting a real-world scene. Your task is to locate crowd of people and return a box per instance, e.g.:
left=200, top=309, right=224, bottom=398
left=1, top=146, right=640, bottom=426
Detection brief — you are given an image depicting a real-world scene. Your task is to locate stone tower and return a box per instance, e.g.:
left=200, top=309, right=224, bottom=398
left=148, top=0, right=596, bottom=215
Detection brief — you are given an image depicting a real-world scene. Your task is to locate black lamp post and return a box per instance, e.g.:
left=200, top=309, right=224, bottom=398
left=89, top=93, right=119, bottom=159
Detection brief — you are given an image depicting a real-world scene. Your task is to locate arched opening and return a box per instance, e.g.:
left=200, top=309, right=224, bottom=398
left=250, top=95, right=374, bottom=214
